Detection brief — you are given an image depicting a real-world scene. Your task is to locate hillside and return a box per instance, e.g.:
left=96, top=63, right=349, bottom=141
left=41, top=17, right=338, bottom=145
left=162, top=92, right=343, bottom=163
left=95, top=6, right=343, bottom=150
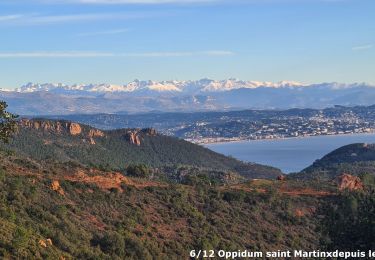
left=0, top=147, right=331, bottom=259
left=1, top=129, right=375, bottom=258
left=2, top=119, right=281, bottom=180
left=294, top=143, right=375, bottom=180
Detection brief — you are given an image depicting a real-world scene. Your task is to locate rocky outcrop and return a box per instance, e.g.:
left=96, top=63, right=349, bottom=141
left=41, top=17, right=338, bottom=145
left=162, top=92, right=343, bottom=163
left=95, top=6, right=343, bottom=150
left=39, top=238, right=53, bottom=248
left=128, top=132, right=141, bottom=146
left=335, top=174, right=364, bottom=191
left=19, top=119, right=105, bottom=144
left=51, top=180, right=65, bottom=195
left=39, top=240, right=47, bottom=248
left=88, top=129, right=105, bottom=144
left=124, top=128, right=157, bottom=146
left=89, top=138, right=96, bottom=145
left=69, top=123, right=82, bottom=135
left=46, top=238, right=53, bottom=246
left=19, top=119, right=159, bottom=146
left=88, top=129, right=105, bottom=138
left=125, top=130, right=141, bottom=146
left=20, top=119, right=82, bottom=136
left=277, top=175, right=286, bottom=181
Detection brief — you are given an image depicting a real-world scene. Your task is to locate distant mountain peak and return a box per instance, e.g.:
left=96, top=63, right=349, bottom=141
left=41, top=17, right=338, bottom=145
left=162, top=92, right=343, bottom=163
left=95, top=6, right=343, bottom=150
left=15, top=79, right=307, bottom=94
left=13, top=80, right=375, bottom=95
left=3, top=80, right=375, bottom=115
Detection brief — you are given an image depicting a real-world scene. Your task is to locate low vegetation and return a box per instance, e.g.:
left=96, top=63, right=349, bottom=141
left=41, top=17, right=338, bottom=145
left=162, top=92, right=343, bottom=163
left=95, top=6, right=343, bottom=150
left=294, top=143, right=375, bottom=180
left=0, top=103, right=374, bottom=259
left=0, top=150, right=325, bottom=259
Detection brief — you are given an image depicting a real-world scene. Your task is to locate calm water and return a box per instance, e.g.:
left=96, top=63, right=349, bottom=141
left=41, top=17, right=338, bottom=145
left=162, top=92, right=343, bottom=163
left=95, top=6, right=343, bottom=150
left=205, top=134, right=375, bottom=173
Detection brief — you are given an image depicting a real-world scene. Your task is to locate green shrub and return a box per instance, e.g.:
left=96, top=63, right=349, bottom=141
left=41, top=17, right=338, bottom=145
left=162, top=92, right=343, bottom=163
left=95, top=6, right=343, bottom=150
left=126, top=165, right=150, bottom=178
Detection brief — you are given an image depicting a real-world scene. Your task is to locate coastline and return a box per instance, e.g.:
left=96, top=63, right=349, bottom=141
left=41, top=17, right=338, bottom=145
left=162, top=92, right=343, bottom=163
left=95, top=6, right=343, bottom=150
left=191, top=131, right=375, bottom=146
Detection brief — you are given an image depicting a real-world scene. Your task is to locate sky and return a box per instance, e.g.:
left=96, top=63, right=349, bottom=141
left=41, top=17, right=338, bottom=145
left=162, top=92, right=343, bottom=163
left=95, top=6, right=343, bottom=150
left=0, top=0, right=374, bottom=89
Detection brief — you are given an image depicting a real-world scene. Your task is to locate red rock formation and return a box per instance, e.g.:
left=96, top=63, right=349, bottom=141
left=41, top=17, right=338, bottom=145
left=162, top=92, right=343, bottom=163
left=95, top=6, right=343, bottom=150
left=19, top=120, right=108, bottom=143
left=125, top=128, right=157, bottom=146
left=295, top=209, right=305, bottom=217
left=126, top=131, right=141, bottom=146
left=88, top=129, right=105, bottom=145
left=19, top=119, right=82, bottom=136
left=336, top=173, right=364, bottom=191
left=69, top=123, right=82, bottom=135
left=39, top=238, right=53, bottom=248
left=51, top=180, right=65, bottom=195
left=39, top=240, right=47, bottom=248
left=33, top=121, right=40, bottom=130
left=55, top=122, right=64, bottom=134
left=19, top=119, right=157, bottom=147
left=88, top=129, right=105, bottom=138
left=46, top=239, right=53, bottom=246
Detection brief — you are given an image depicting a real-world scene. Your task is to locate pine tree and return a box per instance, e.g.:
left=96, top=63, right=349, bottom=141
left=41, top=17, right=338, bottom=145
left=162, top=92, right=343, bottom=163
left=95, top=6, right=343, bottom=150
left=0, top=101, right=18, bottom=143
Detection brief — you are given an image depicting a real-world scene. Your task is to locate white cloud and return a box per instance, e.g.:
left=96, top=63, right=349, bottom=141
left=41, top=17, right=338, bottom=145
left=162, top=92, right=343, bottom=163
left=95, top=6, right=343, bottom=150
left=78, top=28, right=130, bottom=36
left=0, top=15, right=25, bottom=21
left=0, top=12, right=157, bottom=25
left=352, top=44, right=373, bottom=51
left=0, top=52, right=115, bottom=58
left=202, top=50, right=234, bottom=56
left=0, top=50, right=234, bottom=58
left=121, top=50, right=234, bottom=57
left=28, top=13, right=117, bottom=23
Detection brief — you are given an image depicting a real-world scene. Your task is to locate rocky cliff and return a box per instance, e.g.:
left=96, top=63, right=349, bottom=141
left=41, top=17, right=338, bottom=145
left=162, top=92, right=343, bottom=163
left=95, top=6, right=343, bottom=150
left=18, top=119, right=158, bottom=146
left=19, top=119, right=105, bottom=145
left=125, top=128, right=158, bottom=146
left=335, top=174, right=364, bottom=191
left=19, top=119, right=87, bottom=136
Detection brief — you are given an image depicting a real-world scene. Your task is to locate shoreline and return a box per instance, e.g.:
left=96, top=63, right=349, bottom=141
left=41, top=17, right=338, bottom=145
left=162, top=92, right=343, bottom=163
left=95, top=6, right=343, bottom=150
left=191, top=131, right=375, bottom=146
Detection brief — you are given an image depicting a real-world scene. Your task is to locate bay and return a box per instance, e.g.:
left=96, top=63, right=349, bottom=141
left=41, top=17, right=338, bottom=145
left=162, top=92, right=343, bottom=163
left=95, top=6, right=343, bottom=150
left=205, top=133, right=375, bottom=173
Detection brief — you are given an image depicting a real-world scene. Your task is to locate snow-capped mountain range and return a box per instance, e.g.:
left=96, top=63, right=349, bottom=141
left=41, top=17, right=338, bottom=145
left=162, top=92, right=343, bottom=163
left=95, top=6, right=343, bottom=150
left=1, top=79, right=375, bottom=115
left=16, top=79, right=306, bottom=94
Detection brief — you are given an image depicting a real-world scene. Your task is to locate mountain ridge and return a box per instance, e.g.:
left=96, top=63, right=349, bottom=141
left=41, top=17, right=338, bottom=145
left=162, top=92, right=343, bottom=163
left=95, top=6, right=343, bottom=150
left=15, top=79, right=306, bottom=94
left=3, top=118, right=282, bottom=180
left=292, top=143, right=375, bottom=180
left=2, top=79, right=375, bottom=115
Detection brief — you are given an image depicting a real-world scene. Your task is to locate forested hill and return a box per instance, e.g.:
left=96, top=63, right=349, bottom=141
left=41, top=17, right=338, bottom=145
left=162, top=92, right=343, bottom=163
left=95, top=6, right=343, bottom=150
left=2, top=119, right=281, bottom=179
left=294, top=143, right=375, bottom=180
left=1, top=120, right=374, bottom=259
left=0, top=146, right=332, bottom=259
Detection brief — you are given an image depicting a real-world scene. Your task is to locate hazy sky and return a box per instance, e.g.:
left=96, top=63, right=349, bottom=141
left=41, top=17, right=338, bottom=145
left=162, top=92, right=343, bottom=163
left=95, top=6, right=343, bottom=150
left=0, top=0, right=374, bottom=89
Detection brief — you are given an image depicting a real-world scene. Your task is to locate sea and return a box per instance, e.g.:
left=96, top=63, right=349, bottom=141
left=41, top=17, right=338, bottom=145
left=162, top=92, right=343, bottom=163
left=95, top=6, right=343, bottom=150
left=205, top=133, right=375, bottom=173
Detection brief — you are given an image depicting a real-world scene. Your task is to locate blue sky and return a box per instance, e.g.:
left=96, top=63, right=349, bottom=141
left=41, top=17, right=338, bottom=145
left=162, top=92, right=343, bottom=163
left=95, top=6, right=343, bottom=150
left=0, top=0, right=374, bottom=89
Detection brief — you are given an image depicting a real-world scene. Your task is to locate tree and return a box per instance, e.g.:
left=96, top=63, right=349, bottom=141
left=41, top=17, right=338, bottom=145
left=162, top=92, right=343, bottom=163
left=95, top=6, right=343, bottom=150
left=320, top=190, right=375, bottom=251
left=126, top=164, right=150, bottom=178
left=0, top=101, right=18, bottom=143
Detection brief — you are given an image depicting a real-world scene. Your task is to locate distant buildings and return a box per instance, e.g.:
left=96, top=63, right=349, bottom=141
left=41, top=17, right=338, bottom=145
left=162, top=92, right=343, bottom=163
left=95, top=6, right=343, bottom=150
left=184, top=111, right=375, bottom=144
